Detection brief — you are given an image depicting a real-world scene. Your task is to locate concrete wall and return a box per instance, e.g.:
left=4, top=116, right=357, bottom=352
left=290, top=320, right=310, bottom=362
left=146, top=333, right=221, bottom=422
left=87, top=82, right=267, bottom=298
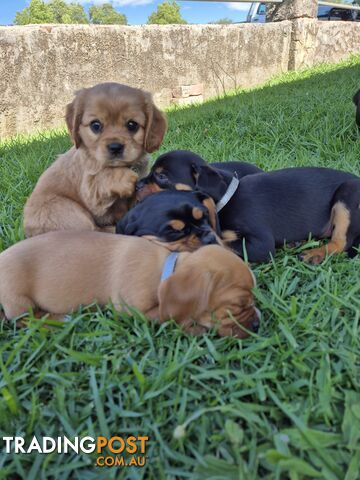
left=0, top=23, right=291, bottom=138
left=0, top=19, right=359, bottom=138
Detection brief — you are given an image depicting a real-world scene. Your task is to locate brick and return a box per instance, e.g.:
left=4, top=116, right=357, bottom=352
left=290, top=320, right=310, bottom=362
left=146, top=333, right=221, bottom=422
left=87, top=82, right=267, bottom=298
left=171, top=95, right=204, bottom=106
left=188, top=83, right=203, bottom=96
left=172, top=85, right=191, bottom=98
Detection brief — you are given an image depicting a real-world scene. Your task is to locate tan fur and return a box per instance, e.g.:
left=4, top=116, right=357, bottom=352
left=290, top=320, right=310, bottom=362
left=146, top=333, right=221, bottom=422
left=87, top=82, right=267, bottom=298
left=222, top=230, right=238, bottom=242
left=175, top=183, right=193, bottom=191
left=24, top=83, right=167, bottom=237
left=0, top=233, right=259, bottom=338
left=158, top=245, right=259, bottom=338
left=135, top=182, right=163, bottom=201
left=169, top=220, right=185, bottom=231
left=301, top=202, right=351, bottom=264
left=136, top=182, right=192, bottom=201
left=202, top=197, right=218, bottom=233
left=192, top=207, right=203, bottom=220
left=142, top=230, right=225, bottom=253
left=142, top=234, right=206, bottom=252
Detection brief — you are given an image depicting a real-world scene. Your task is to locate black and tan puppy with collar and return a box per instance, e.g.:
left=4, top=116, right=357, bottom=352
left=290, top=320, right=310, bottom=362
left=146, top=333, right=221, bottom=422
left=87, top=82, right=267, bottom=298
left=136, top=150, right=360, bottom=264
left=136, top=150, right=262, bottom=200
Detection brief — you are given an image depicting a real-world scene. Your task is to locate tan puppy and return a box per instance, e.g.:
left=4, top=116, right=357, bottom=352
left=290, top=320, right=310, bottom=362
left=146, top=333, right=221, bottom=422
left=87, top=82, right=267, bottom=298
left=0, top=232, right=260, bottom=338
left=23, top=83, right=167, bottom=237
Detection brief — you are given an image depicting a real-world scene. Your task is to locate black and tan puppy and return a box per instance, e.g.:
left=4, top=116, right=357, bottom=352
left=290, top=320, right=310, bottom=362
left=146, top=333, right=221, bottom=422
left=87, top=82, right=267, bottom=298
left=353, top=89, right=360, bottom=127
left=190, top=167, right=360, bottom=263
left=135, top=150, right=262, bottom=200
left=136, top=152, right=360, bottom=264
left=116, top=190, right=222, bottom=252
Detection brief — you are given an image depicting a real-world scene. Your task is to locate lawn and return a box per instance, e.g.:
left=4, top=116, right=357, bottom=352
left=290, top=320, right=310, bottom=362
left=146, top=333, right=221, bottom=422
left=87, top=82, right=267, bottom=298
left=0, top=57, right=360, bottom=480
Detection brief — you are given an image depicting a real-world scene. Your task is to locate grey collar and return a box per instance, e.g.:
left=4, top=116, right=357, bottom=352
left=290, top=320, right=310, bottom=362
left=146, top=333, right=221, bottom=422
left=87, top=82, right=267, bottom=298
left=160, top=252, right=179, bottom=282
left=216, top=174, right=239, bottom=213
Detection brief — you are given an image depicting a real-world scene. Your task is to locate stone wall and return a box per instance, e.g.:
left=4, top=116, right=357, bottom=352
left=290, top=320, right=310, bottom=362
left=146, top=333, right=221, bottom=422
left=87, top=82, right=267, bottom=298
left=0, top=18, right=359, bottom=138
left=314, top=21, right=360, bottom=67
left=0, top=23, right=291, bottom=138
left=290, top=20, right=360, bottom=69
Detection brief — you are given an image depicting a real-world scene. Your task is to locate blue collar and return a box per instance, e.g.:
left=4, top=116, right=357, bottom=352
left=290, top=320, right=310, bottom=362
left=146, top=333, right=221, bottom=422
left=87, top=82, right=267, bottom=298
left=161, top=252, right=179, bottom=282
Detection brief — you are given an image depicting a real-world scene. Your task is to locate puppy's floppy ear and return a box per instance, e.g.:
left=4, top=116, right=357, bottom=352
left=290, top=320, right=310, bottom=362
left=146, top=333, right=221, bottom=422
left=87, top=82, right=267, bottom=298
left=158, top=268, right=214, bottom=328
left=65, top=89, right=86, bottom=148
left=193, top=165, right=226, bottom=201
left=193, top=191, right=220, bottom=233
left=202, top=196, right=221, bottom=234
left=116, top=217, right=139, bottom=235
left=144, top=93, right=167, bottom=153
left=115, top=218, right=127, bottom=234
left=353, top=89, right=360, bottom=106
left=193, top=165, right=223, bottom=189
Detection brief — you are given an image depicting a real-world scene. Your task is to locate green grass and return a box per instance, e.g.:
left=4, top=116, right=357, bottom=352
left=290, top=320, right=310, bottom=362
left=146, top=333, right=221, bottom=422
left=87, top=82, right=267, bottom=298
left=0, top=57, right=360, bottom=479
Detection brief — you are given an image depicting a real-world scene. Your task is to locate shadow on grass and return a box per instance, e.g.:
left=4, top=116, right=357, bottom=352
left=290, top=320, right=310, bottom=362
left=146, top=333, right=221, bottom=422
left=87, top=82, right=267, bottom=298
left=162, top=59, right=360, bottom=167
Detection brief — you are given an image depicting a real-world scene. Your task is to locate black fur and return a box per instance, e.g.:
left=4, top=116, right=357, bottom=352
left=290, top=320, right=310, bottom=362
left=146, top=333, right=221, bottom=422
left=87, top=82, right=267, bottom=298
left=194, top=166, right=360, bottom=262
left=136, top=150, right=262, bottom=195
left=116, top=190, right=220, bottom=247
left=136, top=151, right=360, bottom=263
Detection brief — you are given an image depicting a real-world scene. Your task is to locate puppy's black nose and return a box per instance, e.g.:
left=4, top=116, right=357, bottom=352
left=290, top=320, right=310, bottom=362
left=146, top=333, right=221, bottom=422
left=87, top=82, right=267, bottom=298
left=201, top=232, right=217, bottom=245
left=252, top=318, right=260, bottom=333
left=107, top=143, right=124, bottom=156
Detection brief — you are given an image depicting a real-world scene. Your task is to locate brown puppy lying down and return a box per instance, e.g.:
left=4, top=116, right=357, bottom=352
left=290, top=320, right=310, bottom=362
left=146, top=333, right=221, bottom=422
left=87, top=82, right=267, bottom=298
left=0, top=232, right=260, bottom=338
left=24, top=83, right=167, bottom=237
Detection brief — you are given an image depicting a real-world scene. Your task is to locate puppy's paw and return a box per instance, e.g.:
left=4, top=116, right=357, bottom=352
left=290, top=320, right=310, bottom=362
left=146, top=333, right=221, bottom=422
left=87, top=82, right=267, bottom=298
left=117, top=169, right=139, bottom=198
left=298, top=248, right=325, bottom=265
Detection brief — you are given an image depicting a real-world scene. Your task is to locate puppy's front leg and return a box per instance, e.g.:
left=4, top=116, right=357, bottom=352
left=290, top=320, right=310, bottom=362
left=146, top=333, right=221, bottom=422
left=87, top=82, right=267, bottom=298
left=82, top=168, right=138, bottom=217
left=106, top=168, right=139, bottom=198
left=228, top=232, right=275, bottom=263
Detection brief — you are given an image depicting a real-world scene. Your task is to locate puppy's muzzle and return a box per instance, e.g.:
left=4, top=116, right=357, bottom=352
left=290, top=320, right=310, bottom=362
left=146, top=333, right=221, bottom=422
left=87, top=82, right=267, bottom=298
left=107, top=143, right=124, bottom=157
left=230, top=307, right=261, bottom=338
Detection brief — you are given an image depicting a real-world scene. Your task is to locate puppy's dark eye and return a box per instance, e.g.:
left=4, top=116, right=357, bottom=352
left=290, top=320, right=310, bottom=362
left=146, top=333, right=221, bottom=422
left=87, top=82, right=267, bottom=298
left=157, top=173, right=168, bottom=181
left=127, top=120, right=139, bottom=132
left=90, top=120, right=103, bottom=134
